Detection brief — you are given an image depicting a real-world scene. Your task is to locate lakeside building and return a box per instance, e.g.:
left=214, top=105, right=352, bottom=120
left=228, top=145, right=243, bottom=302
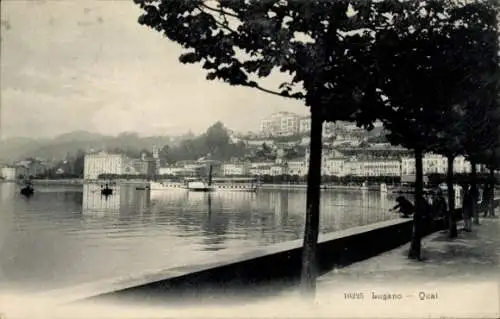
left=122, top=158, right=150, bottom=176
left=401, top=153, right=473, bottom=176
left=249, top=161, right=279, bottom=176
left=1, top=166, right=17, bottom=180
left=250, top=163, right=287, bottom=176
left=159, top=166, right=196, bottom=176
left=285, top=158, right=309, bottom=176
left=84, top=151, right=125, bottom=180
left=12, top=159, right=47, bottom=178
left=344, top=159, right=401, bottom=177
left=303, top=148, right=401, bottom=177
left=322, top=157, right=346, bottom=176
left=221, top=162, right=251, bottom=176
left=152, top=153, right=482, bottom=179
left=249, top=164, right=271, bottom=176
left=159, top=160, right=221, bottom=177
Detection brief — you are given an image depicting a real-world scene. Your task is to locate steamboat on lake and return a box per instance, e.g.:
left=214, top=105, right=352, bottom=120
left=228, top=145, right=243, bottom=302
left=149, top=177, right=260, bottom=193
left=146, top=165, right=260, bottom=193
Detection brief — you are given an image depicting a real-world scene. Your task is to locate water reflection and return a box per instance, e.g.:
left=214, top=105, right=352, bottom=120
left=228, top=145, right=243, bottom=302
left=82, top=184, right=121, bottom=214
left=1, top=182, right=16, bottom=201
left=0, top=183, right=398, bottom=292
left=82, top=184, right=151, bottom=218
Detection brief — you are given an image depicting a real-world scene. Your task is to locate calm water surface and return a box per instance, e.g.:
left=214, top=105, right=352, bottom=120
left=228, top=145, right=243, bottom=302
left=0, top=182, right=399, bottom=293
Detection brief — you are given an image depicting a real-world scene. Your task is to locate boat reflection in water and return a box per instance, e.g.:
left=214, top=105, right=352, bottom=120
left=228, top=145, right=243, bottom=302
left=82, top=184, right=122, bottom=215
left=82, top=183, right=152, bottom=215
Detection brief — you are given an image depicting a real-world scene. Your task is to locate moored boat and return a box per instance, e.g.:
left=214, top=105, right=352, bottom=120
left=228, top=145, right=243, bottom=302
left=210, top=177, right=260, bottom=192
left=148, top=177, right=259, bottom=193
left=186, top=180, right=214, bottom=192
left=19, top=178, right=34, bottom=196
left=149, top=181, right=185, bottom=190
left=149, top=164, right=259, bottom=193
left=100, top=183, right=113, bottom=196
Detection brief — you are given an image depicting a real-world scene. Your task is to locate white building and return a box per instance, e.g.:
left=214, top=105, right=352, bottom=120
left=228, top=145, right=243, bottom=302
left=84, top=151, right=124, bottom=180
left=401, top=153, right=472, bottom=176
left=221, top=163, right=251, bottom=176
left=260, top=112, right=301, bottom=136
left=249, top=161, right=274, bottom=174
left=298, top=117, right=336, bottom=137
left=260, top=118, right=276, bottom=136
left=250, top=164, right=272, bottom=176
left=344, top=159, right=401, bottom=177
left=299, top=117, right=311, bottom=134
left=1, top=166, right=17, bottom=181
left=276, top=112, right=300, bottom=136
left=270, top=165, right=286, bottom=176
left=323, top=122, right=336, bottom=137
left=322, top=158, right=346, bottom=176
left=159, top=167, right=193, bottom=176
left=286, top=159, right=309, bottom=176
left=249, top=162, right=287, bottom=176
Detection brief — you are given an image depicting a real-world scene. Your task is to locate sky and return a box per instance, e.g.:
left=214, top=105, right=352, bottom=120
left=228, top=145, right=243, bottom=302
left=0, top=0, right=308, bottom=139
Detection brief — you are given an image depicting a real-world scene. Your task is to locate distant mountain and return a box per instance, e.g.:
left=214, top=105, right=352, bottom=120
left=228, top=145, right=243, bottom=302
left=0, top=137, right=50, bottom=163
left=52, top=130, right=106, bottom=143
left=0, top=130, right=175, bottom=163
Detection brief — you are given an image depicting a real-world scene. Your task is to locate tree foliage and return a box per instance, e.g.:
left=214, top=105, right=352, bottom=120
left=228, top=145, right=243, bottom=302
left=159, top=122, right=246, bottom=163
left=368, top=0, right=500, bottom=256
left=373, top=1, right=464, bottom=151
left=431, top=1, right=500, bottom=161
left=134, top=0, right=386, bottom=127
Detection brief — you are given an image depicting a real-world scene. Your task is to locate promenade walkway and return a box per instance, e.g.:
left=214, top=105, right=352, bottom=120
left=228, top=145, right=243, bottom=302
left=262, top=216, right=500, bottom=318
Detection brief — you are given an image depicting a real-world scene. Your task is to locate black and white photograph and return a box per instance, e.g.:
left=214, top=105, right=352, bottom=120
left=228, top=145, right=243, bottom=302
left=0, top=0, right=499, bottom=318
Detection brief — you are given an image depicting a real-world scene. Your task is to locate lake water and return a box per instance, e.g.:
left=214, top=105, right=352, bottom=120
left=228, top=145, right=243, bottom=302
left=0, top=182, right=399, bottom=293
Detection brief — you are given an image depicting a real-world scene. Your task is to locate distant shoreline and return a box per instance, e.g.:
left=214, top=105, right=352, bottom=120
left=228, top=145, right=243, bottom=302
left=8, top=179, right=497, bottom=192
left=3, top=179, right=389, bottom=192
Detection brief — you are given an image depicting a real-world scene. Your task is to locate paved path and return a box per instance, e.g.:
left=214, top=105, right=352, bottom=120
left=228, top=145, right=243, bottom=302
left=260, top=216, right=500, bottom=318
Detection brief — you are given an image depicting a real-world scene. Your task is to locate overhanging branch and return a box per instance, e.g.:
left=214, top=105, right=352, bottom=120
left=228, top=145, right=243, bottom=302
left=199, top=2, right=239, bottom=18
left=246, top=81, right=303, bottom=100
left=196, top=4, right=238, bottom=34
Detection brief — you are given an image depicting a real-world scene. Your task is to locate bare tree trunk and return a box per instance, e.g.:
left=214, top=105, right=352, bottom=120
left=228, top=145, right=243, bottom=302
left=447, top=155, right=457, bottom=238
left=408, top=148, right=423, bottom=260
left=300, top=107, right=323, bottom=297
left=471, top=159, right=479, bottom=225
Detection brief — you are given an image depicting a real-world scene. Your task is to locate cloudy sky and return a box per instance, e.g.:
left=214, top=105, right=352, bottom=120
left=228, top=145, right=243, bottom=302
left=0, top=0, right=307, bottom=139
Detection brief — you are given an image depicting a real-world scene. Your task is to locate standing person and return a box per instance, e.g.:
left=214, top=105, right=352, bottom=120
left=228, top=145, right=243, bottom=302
left=420, top=195, right=433, bottom=232
left=462, top=184, right=474, bottom=232
left=481, top=183, right=492, bottom=217
left=433, top=188, right=448, bottom=221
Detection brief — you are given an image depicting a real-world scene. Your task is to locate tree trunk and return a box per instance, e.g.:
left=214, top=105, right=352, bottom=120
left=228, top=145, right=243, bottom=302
left=488, top=168, right=495, bottom=217
left=300, top=107, right=323, bottom=297
left=447, top=155, right=457, bottom=238
left=471, top=159, right=479, bottom=225
left=408, top=148, right=423, bottom=260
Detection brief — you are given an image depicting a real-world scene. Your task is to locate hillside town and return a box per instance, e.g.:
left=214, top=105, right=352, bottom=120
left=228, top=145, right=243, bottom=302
left=0, top=112, right=481, bottom=183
